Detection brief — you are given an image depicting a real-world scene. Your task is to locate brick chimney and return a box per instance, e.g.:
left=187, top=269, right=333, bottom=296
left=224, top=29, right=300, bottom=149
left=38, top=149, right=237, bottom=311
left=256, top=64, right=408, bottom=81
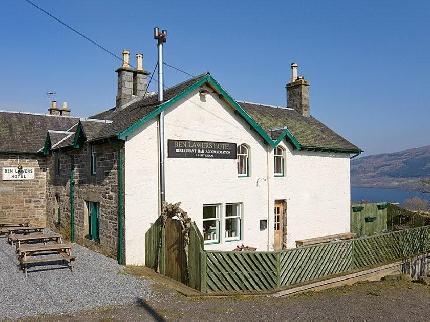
left=133, top=53, right=150, bottom=98
left=48, top=100, right=61, bottom=115
left=116, top=50, right=134, bottom=109
left=286, top=63, right=310, bottom=117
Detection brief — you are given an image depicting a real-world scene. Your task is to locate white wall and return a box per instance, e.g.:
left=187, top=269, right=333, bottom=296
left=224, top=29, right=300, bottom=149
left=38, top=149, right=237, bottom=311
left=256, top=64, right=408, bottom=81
left=124, top=87, right=351, bottom=265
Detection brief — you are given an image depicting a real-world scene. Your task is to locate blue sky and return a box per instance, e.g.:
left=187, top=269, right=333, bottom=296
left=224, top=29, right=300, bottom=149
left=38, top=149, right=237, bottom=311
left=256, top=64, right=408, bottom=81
left=1, top=0, right=429, bottom=155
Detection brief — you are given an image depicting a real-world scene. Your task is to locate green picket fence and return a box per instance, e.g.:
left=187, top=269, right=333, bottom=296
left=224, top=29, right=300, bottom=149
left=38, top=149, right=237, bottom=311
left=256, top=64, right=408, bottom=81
left=146, top=220, right=430, bottom=294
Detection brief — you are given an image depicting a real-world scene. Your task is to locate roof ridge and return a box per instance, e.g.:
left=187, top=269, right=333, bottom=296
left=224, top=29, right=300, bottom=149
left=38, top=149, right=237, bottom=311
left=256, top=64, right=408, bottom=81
left=0, top=110, right=80, bottom=118
left=80, top=118, right=113, bottom=124
left=51, top=132, right=75, bottom=149
left=236, top=100, right=295, bottom=111
left=48, top=130, right=73, bottom=134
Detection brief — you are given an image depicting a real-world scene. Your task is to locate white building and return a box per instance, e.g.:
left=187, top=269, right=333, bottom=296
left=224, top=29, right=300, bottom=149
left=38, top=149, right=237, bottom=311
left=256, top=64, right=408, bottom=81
left=115, top=64, right=361, bottom=265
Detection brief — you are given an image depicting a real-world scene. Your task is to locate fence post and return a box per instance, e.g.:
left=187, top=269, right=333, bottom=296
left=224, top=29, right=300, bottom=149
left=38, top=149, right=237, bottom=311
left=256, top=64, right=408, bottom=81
left=276, top=251, right=281, bottom=289
left=200, top=250, right=207, bottom=293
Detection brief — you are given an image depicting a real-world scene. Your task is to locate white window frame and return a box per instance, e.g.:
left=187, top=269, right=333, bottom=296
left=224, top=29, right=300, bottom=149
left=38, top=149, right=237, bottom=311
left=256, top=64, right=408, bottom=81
left=225, top=203, right=242, bottom=242
left=203, top=204, right=221, bottom=244
left=90, top=145, right=97, bottom=175
left=237, top=144, right=249, bottom=177
left=274, top=146, right=285, bottom=176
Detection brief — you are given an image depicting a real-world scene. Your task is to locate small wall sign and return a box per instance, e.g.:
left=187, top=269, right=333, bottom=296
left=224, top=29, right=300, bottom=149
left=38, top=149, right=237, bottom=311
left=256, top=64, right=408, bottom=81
left=2, top=167, right=35, bottom=180
left=168, top=140, right=237, bottom=159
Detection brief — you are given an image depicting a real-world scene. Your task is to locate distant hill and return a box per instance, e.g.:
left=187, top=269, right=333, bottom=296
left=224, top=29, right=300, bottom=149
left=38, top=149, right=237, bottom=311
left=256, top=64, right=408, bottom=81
left=351, top=145, right=430, bottom=192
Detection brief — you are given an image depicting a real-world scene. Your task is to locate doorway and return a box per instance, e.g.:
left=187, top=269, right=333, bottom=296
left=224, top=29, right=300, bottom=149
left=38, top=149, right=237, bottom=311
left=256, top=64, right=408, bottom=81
left=274, top=200, right=286, bottom=250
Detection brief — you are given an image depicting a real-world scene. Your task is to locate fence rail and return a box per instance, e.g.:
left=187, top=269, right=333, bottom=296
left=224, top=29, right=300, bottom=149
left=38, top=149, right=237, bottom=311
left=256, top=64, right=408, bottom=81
left=145, top=221, right=430, bottom=293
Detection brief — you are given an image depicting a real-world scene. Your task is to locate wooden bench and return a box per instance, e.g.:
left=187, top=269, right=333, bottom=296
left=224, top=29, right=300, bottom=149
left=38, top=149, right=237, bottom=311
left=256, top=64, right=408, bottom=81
left=0, top=221, right=29, bottom=228
left=296, top=232, right=357, bottom=247
left=0, top=222, right=30, bottom=236
left=5, top=226, right=44, bottom=238
left=18, top=243, right=75, bottom=277
left=11, top=232, right=62, bottom=251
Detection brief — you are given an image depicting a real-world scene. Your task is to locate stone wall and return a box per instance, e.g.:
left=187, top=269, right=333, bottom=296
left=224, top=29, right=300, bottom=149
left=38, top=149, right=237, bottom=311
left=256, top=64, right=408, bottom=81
left=46, top=140, right=122, bottom=258
left=0, top=154, right=47, bottom=226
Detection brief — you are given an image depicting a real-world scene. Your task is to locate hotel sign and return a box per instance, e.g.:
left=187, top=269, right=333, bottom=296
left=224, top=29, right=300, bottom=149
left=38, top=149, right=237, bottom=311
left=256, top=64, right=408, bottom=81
left=2, top=167, right=35, bottom=180
left=168, top=140, right=237, bottom=159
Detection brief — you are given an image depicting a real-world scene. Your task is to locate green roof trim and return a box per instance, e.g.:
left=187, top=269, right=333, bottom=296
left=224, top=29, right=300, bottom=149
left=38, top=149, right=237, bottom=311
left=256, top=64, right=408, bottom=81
left=73, top=122, right=86, bottom=148
left=117, top=74, right=290, bottom=147
left=42, top=134, right=52, bottom=156
left=116, top=74, right=359, bottom=154
left=272, top=128, right=302, bottom=150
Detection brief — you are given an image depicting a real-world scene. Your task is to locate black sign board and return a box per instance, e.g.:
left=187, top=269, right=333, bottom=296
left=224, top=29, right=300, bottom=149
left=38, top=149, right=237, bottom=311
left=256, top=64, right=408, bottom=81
left=168, top=140, right=237, bottom=159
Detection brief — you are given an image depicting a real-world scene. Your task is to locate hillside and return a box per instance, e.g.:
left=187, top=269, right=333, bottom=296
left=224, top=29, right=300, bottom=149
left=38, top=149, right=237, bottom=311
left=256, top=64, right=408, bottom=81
left=351, top=145, right=430, bottom=192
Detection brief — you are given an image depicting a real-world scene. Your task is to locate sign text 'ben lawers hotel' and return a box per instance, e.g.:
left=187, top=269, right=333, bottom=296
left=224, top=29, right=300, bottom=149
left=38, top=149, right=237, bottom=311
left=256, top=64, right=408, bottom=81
left=168, top=140, right=237, bottom=159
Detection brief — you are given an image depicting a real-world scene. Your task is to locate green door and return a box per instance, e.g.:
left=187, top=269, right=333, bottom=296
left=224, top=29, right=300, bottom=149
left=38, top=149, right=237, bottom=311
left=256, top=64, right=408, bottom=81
left=89, top=202, right=100, bottom=242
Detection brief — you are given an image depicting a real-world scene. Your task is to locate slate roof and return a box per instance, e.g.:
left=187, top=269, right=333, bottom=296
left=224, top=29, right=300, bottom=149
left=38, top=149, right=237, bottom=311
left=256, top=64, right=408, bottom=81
left=0, top=111, right=79, bottom=153
left=238, top=101, right=361, bottom=152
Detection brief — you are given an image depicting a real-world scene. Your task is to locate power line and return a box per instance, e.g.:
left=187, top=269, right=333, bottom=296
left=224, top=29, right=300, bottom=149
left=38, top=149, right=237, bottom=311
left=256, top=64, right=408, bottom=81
left=163, top=62, right=195, bottom=77
left=22, top=0, right=124, bottom=63
left=22, top=0, right=194, bottom=89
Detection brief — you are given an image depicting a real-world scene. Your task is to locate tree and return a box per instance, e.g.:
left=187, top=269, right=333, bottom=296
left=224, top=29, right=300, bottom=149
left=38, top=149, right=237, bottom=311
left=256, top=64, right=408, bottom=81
left=402, top=197, right=430, bottom=212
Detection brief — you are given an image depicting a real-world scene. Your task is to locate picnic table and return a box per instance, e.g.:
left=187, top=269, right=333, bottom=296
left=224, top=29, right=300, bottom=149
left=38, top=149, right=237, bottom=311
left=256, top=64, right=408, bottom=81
left=0, top=222, right=30, bottom=235
left=5, top=226, right=45, bottom=239
left=18, top=243, right=75, bottom=277
left=10, top=232, right=62, bottom=251
left=0, top=221, right=29, bottom=228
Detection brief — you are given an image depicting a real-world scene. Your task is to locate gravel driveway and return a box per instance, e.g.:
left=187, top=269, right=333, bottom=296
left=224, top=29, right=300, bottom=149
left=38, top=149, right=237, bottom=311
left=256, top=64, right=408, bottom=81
left=0, top=236, right=151, bottom=319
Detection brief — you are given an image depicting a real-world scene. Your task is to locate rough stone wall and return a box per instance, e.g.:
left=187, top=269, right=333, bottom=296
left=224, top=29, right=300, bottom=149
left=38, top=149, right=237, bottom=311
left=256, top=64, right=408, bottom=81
left=46, top=140, right=122, bottom=258
left=0, top=154, right=47, bottom=226
left=287, top=79, right=310, bottom=117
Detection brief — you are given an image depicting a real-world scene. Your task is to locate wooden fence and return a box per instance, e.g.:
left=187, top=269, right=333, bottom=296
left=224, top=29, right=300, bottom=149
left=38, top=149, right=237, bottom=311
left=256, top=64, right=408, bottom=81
left=145, top=220, right=430, bottom=293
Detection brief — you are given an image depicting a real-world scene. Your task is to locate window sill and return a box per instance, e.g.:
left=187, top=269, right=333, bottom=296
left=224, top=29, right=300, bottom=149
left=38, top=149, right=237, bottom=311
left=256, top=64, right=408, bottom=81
left=238, top=174, right=249, bottom=178
left=225, top=238, right=241, bottom=243
left=274, top=174, right=285, bottom=177
left=204, top=240, right=220, bottom=245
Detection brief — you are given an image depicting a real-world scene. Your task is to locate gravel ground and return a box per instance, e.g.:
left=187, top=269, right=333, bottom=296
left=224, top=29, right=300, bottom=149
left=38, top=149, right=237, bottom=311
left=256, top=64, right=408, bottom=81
left=44, top=279, right=430, bottom=321
left=0, top=236, right=151, bottom=319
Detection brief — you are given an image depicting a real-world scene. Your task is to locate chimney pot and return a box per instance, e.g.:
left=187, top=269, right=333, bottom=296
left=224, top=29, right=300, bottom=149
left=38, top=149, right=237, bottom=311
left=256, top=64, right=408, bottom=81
left=291, top=63, right=298, bottom=82
left=122, top=50, right=130, bottom=68
left=136, top=53, right=143, bottom=71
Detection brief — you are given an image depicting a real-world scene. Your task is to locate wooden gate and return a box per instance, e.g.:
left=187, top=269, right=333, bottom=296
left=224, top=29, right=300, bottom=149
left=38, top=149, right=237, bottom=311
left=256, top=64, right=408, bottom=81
left=164, top=218, right=187, bottom=283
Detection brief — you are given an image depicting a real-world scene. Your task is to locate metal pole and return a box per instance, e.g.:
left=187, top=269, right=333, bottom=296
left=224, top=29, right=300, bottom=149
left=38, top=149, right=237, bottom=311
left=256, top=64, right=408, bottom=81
left=154, top=27, right=167, bottom=208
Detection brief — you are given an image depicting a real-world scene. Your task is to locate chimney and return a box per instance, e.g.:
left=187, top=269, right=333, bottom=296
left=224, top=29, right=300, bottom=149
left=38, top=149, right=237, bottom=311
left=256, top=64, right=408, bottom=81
left=286, top=63, right=310, bottom=117
left=48, top=100, right=61, bottom=115
left=133, top=53, right=150, bottom=98
left=116, top=50, right=134, bottom=109
left=61, top=101, right=71, bottom=116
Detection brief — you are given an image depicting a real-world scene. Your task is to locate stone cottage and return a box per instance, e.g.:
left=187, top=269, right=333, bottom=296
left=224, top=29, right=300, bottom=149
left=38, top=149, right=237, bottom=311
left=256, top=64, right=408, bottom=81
left=0, top=52, right=361, bottom=264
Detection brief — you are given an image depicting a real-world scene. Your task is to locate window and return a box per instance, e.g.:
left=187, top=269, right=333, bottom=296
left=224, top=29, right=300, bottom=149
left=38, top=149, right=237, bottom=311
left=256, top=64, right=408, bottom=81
left=237, top=144, right=249, bottom=176
left=90, top=145, right=97, bottom=175
left=225, top=203, right=242, bottom=241
left=274, top=146, right=285, bottom=176
left=55, top=152, right=60, bottom=176
left=86, top=201, right=100, bottom=242
left=203, top=204, right=220, bottom=244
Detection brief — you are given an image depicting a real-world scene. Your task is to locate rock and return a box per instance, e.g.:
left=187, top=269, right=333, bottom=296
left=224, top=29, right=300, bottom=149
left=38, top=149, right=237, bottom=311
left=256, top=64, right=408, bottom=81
left=381, top=274, right=412, bottom=282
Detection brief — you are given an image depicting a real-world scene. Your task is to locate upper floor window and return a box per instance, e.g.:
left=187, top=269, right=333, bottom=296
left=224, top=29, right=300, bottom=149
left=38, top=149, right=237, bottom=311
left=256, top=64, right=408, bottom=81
left=90, top=145, right=97, bottom=175
left=237, top=144, right=249, bottom=177
left=274, top=146, right=285, bottom=176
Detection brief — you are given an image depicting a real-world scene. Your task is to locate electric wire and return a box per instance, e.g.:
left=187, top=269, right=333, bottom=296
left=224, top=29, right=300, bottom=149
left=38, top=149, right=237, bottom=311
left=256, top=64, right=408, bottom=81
left=22, top=0, right=196, bottom=86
